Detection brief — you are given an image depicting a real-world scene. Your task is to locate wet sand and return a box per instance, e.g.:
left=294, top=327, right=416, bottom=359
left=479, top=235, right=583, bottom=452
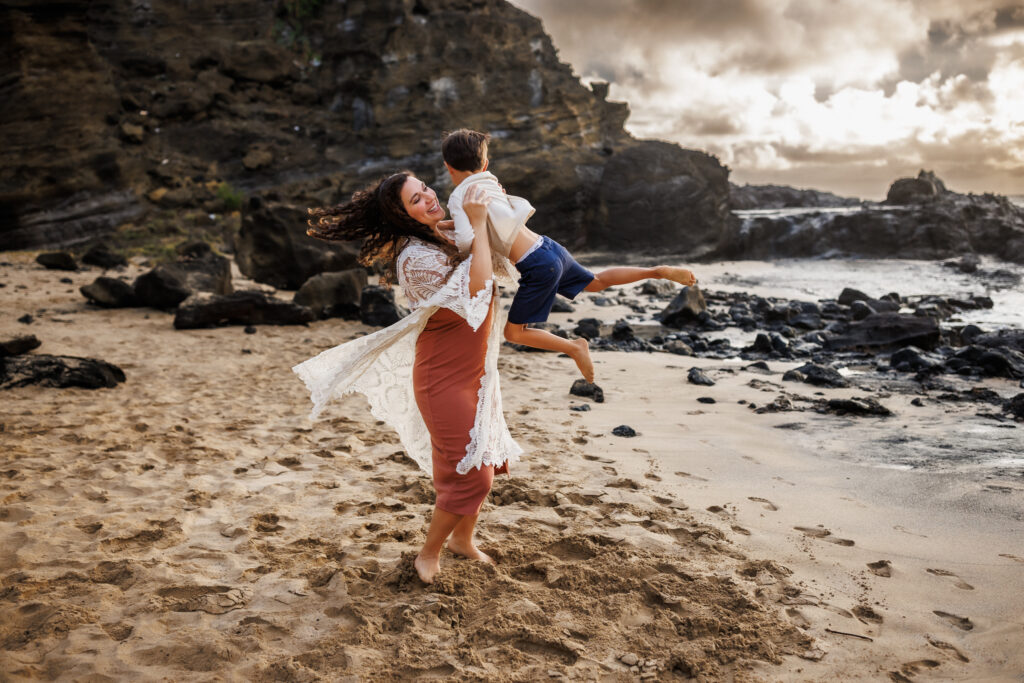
left=1, top=252, right=1022, bottom=680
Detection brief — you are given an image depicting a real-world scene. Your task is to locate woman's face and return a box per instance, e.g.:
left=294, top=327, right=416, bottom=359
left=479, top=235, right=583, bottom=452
left=400, top=176, right=445, bottom=227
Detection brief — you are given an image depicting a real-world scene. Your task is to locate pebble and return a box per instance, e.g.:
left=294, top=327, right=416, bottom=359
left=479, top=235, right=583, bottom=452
left=620, top=653, right=639, bottom=666
left=687, top=367, right=715, bottom=386
left=569, top=404, right=591, bottom=412
left=696, top=396, right=716, bottom=404
left=611, top=425, right=637, bottom=437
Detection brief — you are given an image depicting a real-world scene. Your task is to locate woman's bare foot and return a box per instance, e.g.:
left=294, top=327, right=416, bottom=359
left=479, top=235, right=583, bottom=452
left=414, top=553, right=441, bottom=584
left=446, top=539, right=494, bottom=564
left=657, top=265, right=697, bottom=287
left=568, top=338, right=594, bottom=382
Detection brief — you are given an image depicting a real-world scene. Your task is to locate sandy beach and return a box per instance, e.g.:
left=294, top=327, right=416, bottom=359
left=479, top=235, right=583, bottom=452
left=2, top=251, right=1023, bottom=681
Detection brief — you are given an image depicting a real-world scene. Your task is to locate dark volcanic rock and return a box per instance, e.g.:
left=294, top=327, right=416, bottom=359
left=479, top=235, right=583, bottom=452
left=163, top=244, right=232, bottom=295
left=36, top=252, right=78, bottom=271
left=950, top=346, right=1024, bottom=379
left=173, top=290, right=315, bottom=329
left=236, top=199, right=361, bottom=290
left=838, top=288, right=872, bottom=306
left=359, top=285, right=407, bottom=327
left=687, top=367, right=715, bottom=386
left=786, top=363, right=849, bottom=388
left=730, top=183, right=861, bottom=209
left=573, top=318, right=603, bottom=340
left=825, top=313, right=940, bottom=352
left=0, top=335, right=42, bottom=357
left=550, top=298, right=575, bottom=313
left=890, top=346, right=939, bottom=372
left=713, top=172, right=1024, bottom=263
left=132, top=266, right=191, bottom=309
left=824, top=397, right=892, bottom=416
left=294, top=268, right=368, bottom=320
left=850, top=300, right=875, bottom=320
left=611, top=425, right=637, bottom=437
left=81, top=277, right=139, bottom=308
left=1005, top=393, right=1024, bottom=419
left=82, top=244, right=127, bottom=269
left=570, top=380, right=604, bottom=403
left=885, top=170, right=946, bottom=204
left=660, top=287, right=707, bottom=328
left=2, top=354, right=125, bottom=389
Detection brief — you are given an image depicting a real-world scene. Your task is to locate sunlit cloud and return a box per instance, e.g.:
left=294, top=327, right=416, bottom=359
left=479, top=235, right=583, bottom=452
left=510, top=0, right=1024, bottom=198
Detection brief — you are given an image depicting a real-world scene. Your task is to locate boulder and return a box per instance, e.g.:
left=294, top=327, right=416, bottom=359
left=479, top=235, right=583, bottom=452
left=825, top=313, right=940, bottom=352
left=133, top=266, right=191, bottom=309
left=36, top=251, right=78, bottom=270
left=163, top=245, right=232, bottom=295
left=294, top=268, right=368, bottom=319
left=2, top=354, right=125, bottom=389
left=640, top=280, right=677, bottom=297
left=824, top=397, right=892, bottom=416
left=951, top=345, right=1024, bottom=379
left=890, top=346, right=939, bottom=372
left=1005, top=393, right=1024, bottom=419
left=570, top=380, right=604, bottom=403
left=786, top=363, right=848, bottom=388
left=359, top=285, right=407, bottom=327
left=885, top=170, right=947, bottom=204
left=81, top=276, right=139, bottom=307
left=235, top=198, right=361, bottom=290
left=173, top=290, right=315, bottom=329
left=687, top=367, right=715, bottom=386
left=838, top=287, right=872, bottom=306
left=573, top=318, right=603, bottom=340
left=660, top=286, right=707, bottom=328
left=0, top=335, right=42, bottom=357
left=82, top=244, right=127, bottom=269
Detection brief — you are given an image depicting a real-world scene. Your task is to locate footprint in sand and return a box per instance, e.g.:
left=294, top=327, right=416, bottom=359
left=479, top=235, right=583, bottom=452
left=933, top=610, right=974, bottom=631
left=748, top=496, right=778, bottom=511
left=772, top=476, right=796, bottom=487
left=867, top=560, right=893, bottom=577
left=674, top=471, right=709, bottom=482
left=999, top=553, right=1024, bottom=564
left=852, top=605, right=883, bottom=624
left=926, top=568, right=974, bottom=590
left=894, top=525, right=928, bottom=538
left=927, top=637, right=970, bottom=663
left=890, top=660, right=940, bottom=681
left=785, top=607, right=812, bottom=629
left=794, top=526, right=855, bottom=546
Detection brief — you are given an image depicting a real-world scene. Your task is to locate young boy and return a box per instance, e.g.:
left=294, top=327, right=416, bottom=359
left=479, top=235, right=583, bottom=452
left=441, top=128, right=698, bottom=382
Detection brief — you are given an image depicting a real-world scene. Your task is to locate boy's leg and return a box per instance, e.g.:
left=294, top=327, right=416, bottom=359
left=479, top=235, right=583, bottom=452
left=505, top=322, right=594, bottom=383
left=585, top=265, right=697, bottom=292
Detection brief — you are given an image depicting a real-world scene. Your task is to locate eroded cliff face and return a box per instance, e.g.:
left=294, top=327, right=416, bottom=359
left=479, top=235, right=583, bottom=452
left=1, top=0, right=732, bottom=255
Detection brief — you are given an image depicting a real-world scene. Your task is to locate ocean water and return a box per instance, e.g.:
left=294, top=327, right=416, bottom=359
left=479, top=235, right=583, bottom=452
left=697, top=255, right=1024, bottom=331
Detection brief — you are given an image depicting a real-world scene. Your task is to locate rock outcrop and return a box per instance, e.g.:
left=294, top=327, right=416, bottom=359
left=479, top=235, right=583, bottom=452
left=730, top=184, right=861, bottom=210
left=715, top=172, right=1024, bottom=264
left=2, top=0, right=731, bottom=263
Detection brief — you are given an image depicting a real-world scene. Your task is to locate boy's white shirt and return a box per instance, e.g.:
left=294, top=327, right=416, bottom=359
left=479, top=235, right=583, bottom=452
left=447, top=171, right=535, bottom=258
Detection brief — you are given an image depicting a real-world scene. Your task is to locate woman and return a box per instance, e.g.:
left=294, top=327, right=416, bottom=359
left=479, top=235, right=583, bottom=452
left=292, top=172, right=521, bottom=584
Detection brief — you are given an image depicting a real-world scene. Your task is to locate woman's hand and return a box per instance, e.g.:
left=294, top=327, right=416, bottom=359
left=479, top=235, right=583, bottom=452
left=462, top=185, right=491, bottom=233
left=432, top=219, right=456, bottom=245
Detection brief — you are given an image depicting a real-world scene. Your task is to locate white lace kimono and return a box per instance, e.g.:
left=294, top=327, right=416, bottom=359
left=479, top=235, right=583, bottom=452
left=292, top=238, right=523, bottom=475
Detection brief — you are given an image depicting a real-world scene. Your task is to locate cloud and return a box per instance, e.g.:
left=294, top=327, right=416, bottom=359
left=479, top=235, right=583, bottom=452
left=510, top=0, right=1024, bottom=198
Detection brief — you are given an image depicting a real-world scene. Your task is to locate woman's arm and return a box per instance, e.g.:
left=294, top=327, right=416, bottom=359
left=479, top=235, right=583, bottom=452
left=462, top=185, right=493, bottom=295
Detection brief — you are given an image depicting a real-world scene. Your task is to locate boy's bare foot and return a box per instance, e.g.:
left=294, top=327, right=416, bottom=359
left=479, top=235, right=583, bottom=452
left=414, top=553, right=440, bottom=584
left=658, top=265, right=697, bottom=287
left=446, top=539, right=494, bottom=564
left=569, top=338, right=594, bottom=383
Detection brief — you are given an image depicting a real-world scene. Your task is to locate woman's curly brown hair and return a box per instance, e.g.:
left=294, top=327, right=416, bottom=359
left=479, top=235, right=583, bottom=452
left=307, top=171, right=458, bottom=284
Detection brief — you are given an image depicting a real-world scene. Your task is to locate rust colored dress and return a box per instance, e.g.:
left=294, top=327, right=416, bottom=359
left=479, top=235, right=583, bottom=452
left=414, top=303, right=508, bottom=516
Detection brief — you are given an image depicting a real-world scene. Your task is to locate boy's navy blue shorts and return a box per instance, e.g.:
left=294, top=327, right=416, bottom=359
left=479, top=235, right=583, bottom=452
left=507, top=236, right=594, bottom=325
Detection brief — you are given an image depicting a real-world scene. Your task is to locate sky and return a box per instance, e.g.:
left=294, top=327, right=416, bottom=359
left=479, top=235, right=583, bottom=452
left=509, top=0, right=1024, bottom=199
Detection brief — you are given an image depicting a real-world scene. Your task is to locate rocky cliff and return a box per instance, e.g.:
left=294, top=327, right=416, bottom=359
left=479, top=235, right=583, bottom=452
left=1, top=0, right=731, bottom=258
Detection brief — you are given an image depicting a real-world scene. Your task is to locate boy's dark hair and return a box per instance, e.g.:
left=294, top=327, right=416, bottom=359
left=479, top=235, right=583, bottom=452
left=441, top=129, right=490, bottom=172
